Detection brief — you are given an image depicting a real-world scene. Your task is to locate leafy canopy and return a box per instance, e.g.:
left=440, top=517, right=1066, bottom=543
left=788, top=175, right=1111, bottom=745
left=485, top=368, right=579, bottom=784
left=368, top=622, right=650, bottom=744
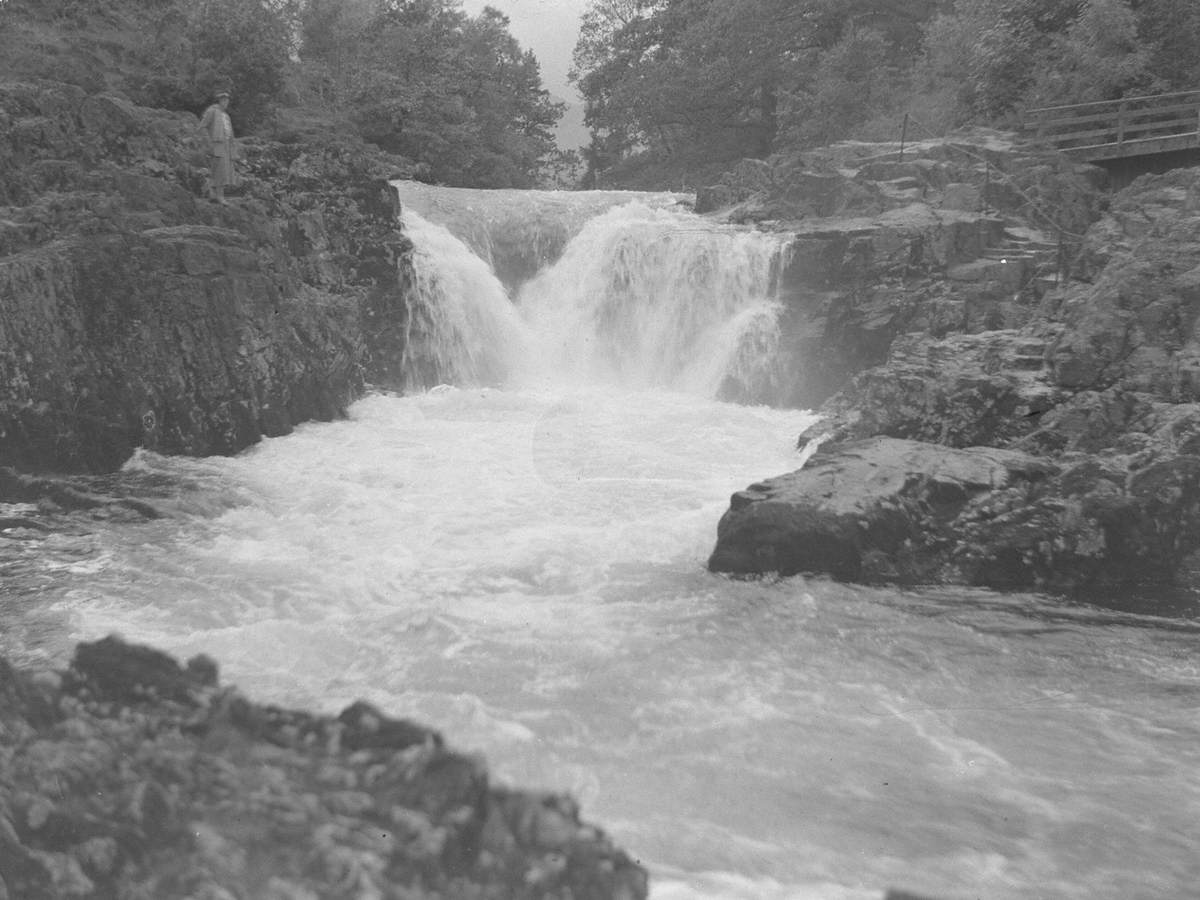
left=570, top=0, right=1200, bottom=187
left=115, top=0, right=562, bottom=187
left=296, top=0, right=563, bottom=187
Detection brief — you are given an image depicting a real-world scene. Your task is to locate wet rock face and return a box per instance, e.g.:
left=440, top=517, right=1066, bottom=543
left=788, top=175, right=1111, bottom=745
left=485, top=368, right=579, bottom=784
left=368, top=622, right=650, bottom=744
left=798, top=330, right=1064, bottom=449
left=0, top=80, right=413, bottom=475
left=0, top=637, right=648, bottom=900
left=1048, top=176, right=1200, bottom=400
left=710, top=156, right=1200, bottom=593
left=1, top=221, right=365, bottom=472
left=709, top=436, right=1200, bottom=592
left=707, top=134, right=1102, bottom=409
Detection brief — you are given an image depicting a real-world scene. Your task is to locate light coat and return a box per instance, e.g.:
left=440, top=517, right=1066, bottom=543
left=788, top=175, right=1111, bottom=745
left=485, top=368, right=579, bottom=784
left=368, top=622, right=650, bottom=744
left=200, top=103, right=235, bottom=188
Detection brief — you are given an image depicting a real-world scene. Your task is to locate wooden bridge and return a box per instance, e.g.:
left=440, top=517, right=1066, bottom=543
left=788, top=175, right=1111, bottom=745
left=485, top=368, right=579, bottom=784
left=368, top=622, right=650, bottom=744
left=1023, top=89, right=1200, bottom=162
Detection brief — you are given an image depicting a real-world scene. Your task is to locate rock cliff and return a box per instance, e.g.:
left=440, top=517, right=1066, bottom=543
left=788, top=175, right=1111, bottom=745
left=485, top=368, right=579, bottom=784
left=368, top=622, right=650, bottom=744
left=709, top=140, right=1200, bottom=596
left=0, top=77, right=413, bottom=476
left=705, top=132, right=1101, bottom=408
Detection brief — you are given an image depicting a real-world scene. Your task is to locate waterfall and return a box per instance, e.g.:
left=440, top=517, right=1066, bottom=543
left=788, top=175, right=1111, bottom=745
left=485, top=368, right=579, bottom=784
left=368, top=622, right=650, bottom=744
left=393, top=182, right=690, bottom=293
left=14, top=188, right=1197, bottom=900
left=398, top=209, right=533, bottom=390
left=395, top=186, right=792, bottom=400
left=519, top=203, right=789, bottom=396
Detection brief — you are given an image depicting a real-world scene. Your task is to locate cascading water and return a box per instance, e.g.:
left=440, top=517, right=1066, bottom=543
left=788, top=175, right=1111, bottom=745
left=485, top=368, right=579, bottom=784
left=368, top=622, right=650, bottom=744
left=399, top=195, right=790, bottom=398
left=393, top=181, right=690, bottom=293
left=517, top=203, right=787, bottom=395
left=4, top=188, right=1200, bottom=900
left=397, top=209, right=533, bottom=389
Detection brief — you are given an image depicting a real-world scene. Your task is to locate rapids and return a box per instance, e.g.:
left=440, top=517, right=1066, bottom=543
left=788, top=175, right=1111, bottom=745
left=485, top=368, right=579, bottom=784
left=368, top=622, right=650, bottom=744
left=2, top=187, right=1199, bottom=900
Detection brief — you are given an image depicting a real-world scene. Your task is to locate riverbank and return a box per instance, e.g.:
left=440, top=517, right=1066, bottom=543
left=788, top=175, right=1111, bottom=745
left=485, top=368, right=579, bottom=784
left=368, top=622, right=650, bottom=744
left=0, top=0, right=420, bottom=477
left=705, top=137, right=1200, bottom=601
left=0, top=75, right=418, bottom=477
left=6, top=387, right=1196, bottom=900
left=0, top=7, right=655, bottom=897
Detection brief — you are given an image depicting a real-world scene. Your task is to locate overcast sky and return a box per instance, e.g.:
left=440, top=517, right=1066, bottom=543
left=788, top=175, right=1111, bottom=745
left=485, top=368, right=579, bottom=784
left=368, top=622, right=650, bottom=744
left=459, top=0, right=590, bottom=102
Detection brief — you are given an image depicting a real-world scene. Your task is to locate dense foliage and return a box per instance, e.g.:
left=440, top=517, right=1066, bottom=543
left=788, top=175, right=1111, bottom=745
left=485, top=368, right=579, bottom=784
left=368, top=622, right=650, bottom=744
left=571, top=0, right=1200, bottom=187
left=296, top=0, right=563, bottom=187
left=0, top=0, right=563, bottom=188
left=139, top=0, right=300, bottom=130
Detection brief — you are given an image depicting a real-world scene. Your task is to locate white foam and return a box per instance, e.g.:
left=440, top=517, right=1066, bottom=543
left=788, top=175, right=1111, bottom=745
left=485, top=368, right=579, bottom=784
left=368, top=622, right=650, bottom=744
left=517, top=203, right=789, bottom=395
left=11, top=186, right=1200, bottom=900
left=651, top=870, right=880, bottom=900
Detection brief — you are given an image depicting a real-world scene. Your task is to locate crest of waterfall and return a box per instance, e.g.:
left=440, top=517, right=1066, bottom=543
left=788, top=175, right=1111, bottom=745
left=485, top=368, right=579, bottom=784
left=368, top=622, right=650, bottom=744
left=398, top=209, right=532, bottom=390
left=516, top=202, right=791, bottom=397
left=393, top=181, right=689, bottom=293
left=396, top=189, right=793, bottom=399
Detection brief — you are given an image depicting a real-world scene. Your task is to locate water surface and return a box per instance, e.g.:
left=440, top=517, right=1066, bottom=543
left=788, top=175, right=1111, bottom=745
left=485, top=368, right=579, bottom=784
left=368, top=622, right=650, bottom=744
left=3, top=188, right=1198, bottom=900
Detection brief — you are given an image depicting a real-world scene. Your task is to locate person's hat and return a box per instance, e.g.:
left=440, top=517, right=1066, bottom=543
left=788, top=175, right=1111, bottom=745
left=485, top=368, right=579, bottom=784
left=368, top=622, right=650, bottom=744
left=215, top=90, right=230, bottom=99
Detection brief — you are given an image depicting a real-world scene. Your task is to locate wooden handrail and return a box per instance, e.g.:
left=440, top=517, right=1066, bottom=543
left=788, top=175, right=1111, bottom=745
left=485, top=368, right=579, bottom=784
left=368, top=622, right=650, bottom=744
left=1022, top=88, right=1200, bottom=160
left=1026, top=89, right=1200, bottom=116
left=1047, top=114, right=1197, bottom=143
left=1031, top=101, right=1200, bottom=131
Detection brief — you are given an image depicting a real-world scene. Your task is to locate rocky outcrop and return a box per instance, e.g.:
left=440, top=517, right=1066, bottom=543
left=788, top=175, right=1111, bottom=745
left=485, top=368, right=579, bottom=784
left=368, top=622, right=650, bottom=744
left=796, top=329, right=1065, bottom=449
left=709, top=151, right=1200, bottom=594
left=0, top=636, right=647, bottom=900
left=709, top=435, right=1200, bottom=592
left=708, top=133, right=1102, bottom=408
left=0, top=77, right=415, bottom=476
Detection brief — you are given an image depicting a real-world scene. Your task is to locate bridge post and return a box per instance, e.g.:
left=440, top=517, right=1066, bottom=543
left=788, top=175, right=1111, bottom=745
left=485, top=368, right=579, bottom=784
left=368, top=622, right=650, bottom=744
left=1116, top=100, right=1127, bottom=147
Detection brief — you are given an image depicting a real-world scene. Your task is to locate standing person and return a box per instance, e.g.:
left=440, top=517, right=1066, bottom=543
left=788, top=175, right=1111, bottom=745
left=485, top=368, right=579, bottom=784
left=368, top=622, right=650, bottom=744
left=199, top=90, right=235, bottom=203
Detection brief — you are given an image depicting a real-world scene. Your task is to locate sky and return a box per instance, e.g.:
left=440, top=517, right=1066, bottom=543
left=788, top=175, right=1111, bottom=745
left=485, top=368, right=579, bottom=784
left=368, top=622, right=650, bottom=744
left=459, top=0, right=592, bottom=148
left=459, top=0, right=588, bottom=100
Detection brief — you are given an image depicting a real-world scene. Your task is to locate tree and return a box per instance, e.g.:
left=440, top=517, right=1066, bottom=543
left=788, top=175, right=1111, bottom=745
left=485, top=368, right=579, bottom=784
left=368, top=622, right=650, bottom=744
left=299, top=0, right=562, bottom=187
left=570, top=0, right=1200, bottom=186
left=570, top=0, right=945, bottom=182
left=916, top=0, right=1087, bottom=121
left=781, top=27, right=898, bottom=148
left=139, top=0, right=299, bottom=129
left=1135, top=0, right=1200, bottom=91
left=1027, top=0, right=1154, bottom=106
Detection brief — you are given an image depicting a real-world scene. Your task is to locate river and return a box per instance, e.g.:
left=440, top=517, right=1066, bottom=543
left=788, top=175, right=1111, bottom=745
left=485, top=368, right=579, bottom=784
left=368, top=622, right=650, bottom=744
left=2, top=187, right=1198, bottom=900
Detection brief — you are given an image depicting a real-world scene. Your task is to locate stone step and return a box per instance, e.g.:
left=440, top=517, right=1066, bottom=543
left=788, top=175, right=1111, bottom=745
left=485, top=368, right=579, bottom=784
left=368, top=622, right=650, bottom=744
left=1005, top=239, right=1059, bottom=252
left=982, top=244, right=1061, bottom=271
left=1004, top=231, right=1057, bottom=242
left=880, top=176, right=924, bottom=192
left=1009, top=355, right=1046, bottom=371
left=947, top=258, right=1027, bottom=284
left=982, top=248, right=1037, bottom=261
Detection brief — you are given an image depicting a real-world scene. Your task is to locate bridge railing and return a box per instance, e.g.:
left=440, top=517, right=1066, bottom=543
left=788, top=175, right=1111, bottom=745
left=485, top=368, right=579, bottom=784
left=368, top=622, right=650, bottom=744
left=1023, top=90, right=1200, bottom=160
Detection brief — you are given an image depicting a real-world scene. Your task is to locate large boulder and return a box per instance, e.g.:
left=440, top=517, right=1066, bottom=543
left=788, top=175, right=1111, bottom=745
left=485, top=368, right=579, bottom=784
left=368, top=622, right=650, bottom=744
left=709, top=157, right=1200, bottom=594
left=709, top=436, right=1200, bottom=592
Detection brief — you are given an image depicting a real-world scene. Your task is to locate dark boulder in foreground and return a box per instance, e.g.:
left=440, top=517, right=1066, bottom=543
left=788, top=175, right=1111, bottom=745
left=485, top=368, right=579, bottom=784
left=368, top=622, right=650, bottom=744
left=0, top=636, right=647, bottom=900
left=709, top=436, right=1200, bottom=592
